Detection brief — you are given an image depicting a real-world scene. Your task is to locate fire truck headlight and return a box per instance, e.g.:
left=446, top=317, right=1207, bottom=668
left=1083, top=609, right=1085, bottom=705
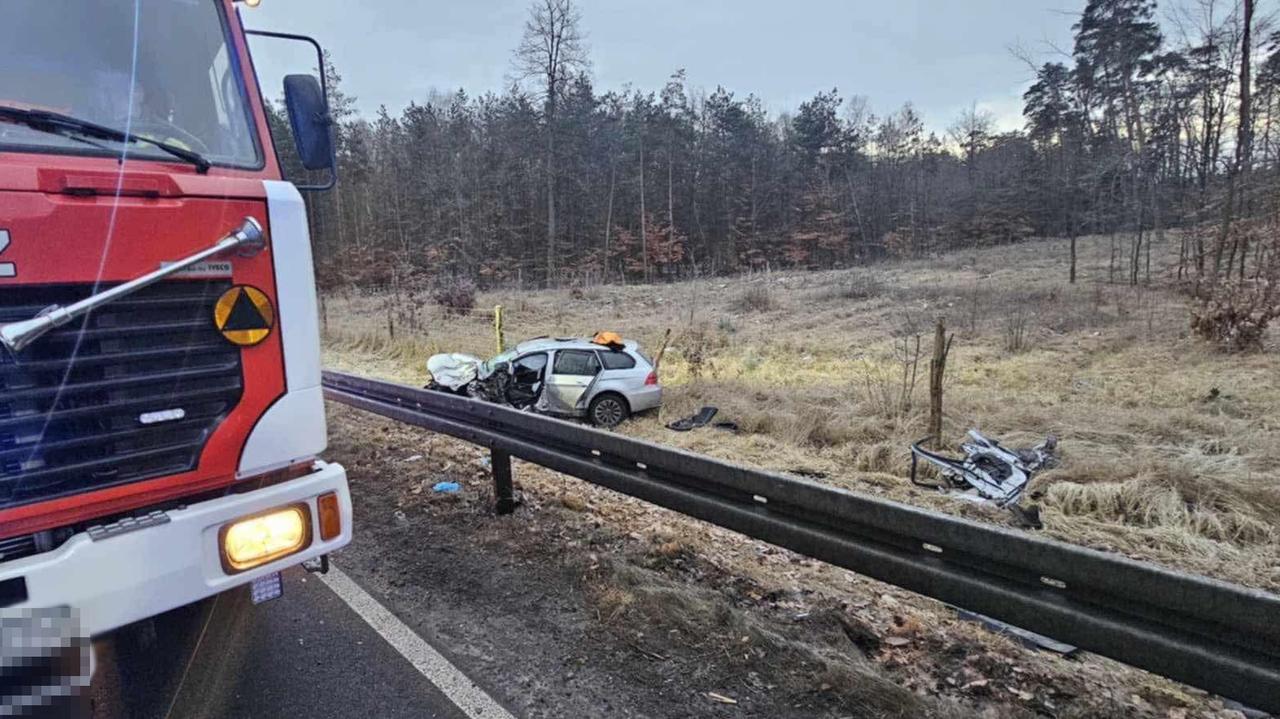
left=220, top=505, right=310, bottom=572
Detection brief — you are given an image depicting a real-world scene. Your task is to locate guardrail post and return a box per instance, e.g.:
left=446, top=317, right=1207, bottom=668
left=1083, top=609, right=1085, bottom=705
left=492, top=448, right=517, bottom=515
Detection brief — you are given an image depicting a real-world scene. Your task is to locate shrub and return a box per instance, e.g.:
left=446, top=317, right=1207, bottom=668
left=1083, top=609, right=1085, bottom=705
left=1190, top=279, right=1280, bottom=353
left=859, top=328, right=923, bottom=420
left=1186, top=217, right=1280, bottom=352
left=821, top=273, right=883, bottom=301
left=680, top=325, right=712, bottom=380
left=839, top=273, right=883, bottom=300
left=432, top=277, right=477, bottom=316
left=1003, top=304, right=1030, bottom=353
left=735, top=284, right=775, bottom=312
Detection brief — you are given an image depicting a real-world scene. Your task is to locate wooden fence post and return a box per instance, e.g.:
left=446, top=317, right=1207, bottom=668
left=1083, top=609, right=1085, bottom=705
left=928, top=319, right=953, bottom=447
left=652, top=328, right=672, bottom=371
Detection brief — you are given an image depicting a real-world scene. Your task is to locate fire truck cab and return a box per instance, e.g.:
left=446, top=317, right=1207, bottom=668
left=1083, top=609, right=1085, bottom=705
left=0, top=0, right=350, bottom=652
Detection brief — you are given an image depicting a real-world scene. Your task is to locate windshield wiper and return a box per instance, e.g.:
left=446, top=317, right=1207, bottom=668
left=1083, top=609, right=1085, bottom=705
left=0, top=105, right=211, bottom=174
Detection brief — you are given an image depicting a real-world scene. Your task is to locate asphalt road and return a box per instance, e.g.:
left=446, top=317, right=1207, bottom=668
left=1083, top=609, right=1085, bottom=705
left=91, top=568, right=480, bottom=719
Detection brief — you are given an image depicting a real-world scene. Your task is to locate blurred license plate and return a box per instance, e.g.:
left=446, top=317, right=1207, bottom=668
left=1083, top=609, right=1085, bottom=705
left=249, top=572, right=283, bottom=604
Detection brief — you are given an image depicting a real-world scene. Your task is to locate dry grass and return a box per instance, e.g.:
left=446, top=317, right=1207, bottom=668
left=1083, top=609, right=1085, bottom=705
left=733, top=283, right=777, bottom=312
left=323, top=232, right=1280, bottom=590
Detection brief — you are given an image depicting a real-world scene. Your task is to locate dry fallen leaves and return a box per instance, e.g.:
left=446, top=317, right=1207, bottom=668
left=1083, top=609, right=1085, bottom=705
left=889, top=613, right=924, bottom=637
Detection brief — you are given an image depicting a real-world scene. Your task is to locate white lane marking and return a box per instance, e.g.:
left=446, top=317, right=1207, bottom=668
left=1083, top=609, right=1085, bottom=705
left=318, top=564, right=517, bottom=719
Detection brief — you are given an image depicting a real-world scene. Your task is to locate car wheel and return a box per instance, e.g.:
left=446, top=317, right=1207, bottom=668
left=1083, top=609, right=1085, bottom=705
left=588, top=394, right=630, bottom=428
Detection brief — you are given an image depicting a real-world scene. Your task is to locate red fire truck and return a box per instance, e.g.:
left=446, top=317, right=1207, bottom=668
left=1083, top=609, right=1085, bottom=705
left=0, top=0, right=351, bottom=670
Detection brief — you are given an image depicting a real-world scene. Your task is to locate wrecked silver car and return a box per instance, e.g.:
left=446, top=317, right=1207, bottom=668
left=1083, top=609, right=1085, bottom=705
left=425, top=336, right=662, bottom=428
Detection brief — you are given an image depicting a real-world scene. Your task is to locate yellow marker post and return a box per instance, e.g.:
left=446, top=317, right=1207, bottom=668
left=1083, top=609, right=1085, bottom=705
left=494, top=305, right=505, bottom=354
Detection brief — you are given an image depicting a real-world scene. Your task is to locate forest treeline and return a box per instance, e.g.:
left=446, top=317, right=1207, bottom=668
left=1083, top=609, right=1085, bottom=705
left=269, top=0, right=1280, bottom=292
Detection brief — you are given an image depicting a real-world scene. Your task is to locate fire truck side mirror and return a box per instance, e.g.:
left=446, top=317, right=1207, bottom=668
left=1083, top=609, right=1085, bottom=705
left=283, top=74, right=335, bottom=174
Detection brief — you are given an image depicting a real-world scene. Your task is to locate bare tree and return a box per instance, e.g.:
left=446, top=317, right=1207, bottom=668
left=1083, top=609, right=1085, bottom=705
left=639, top=128, right=648, bottom=282
left=1211, top=0, right=1253, bottom=279
left=947, top=104, right=995, bottom=184
left=513, top=0, right=589, bottom=287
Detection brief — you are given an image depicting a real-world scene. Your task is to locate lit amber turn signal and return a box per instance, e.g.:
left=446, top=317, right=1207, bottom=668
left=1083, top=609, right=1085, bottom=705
left=317, top=492, right=342, bottom=541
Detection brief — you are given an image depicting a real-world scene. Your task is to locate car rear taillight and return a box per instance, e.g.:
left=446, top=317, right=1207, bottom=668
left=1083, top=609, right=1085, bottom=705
left=645, top=371, right=659, bottom=386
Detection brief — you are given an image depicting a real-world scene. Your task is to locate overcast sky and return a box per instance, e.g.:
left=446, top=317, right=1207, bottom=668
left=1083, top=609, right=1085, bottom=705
left=243, top=0, right=1081, bottom=132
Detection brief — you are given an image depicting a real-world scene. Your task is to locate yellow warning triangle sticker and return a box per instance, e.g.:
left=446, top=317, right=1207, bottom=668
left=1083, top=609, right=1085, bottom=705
left=214, top=286, right=274, bottom=346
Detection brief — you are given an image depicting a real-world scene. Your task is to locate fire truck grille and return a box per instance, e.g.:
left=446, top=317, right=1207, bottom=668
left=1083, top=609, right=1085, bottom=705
left=0, top=532, right=38, bottom=563
left=0, top=281, right=243, bottom=511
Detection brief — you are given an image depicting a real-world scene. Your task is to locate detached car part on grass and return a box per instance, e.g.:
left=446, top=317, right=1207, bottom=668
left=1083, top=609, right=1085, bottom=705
left=425, top=336, right=662, bottom=428
left=910, top=430, right=1057, bottom=507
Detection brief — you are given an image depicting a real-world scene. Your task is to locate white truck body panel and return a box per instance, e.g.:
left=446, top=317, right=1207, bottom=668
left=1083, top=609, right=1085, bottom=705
left=0, top=461, right=350, bottom=637
left=239, top=181, right=327, bottom=476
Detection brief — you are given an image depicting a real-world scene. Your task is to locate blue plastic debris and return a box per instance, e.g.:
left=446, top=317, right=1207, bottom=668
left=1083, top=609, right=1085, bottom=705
left=432, top=481, right=461, bottom=494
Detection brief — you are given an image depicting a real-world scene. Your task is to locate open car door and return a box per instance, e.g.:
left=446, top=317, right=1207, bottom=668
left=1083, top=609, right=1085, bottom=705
left=506, top=352, right=547, bottom=408
left=545, top=349, right=601, bottom=414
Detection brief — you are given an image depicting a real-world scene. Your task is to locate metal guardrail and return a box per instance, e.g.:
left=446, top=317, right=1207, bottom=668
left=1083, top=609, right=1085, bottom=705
left=322, top=370, right=1280, bottom=713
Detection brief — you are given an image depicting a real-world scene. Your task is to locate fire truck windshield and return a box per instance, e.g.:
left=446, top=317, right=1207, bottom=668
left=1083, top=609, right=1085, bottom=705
left=0, top=0, right=261, bottom=169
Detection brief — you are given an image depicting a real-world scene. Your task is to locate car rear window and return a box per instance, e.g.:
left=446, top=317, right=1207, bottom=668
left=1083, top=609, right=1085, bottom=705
left=599, top=351, right=636, bottom=370
left=554, top=349, right=601, bottom=376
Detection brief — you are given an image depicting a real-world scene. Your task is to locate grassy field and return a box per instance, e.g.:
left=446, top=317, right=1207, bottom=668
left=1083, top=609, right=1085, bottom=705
left=324, top=233, right=1280, bottom=592
left=321, top=233, right=1280, bottom=716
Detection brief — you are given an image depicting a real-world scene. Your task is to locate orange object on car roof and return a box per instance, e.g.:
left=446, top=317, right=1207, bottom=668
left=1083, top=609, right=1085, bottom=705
left=592, top=331, right=624, bottom=349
